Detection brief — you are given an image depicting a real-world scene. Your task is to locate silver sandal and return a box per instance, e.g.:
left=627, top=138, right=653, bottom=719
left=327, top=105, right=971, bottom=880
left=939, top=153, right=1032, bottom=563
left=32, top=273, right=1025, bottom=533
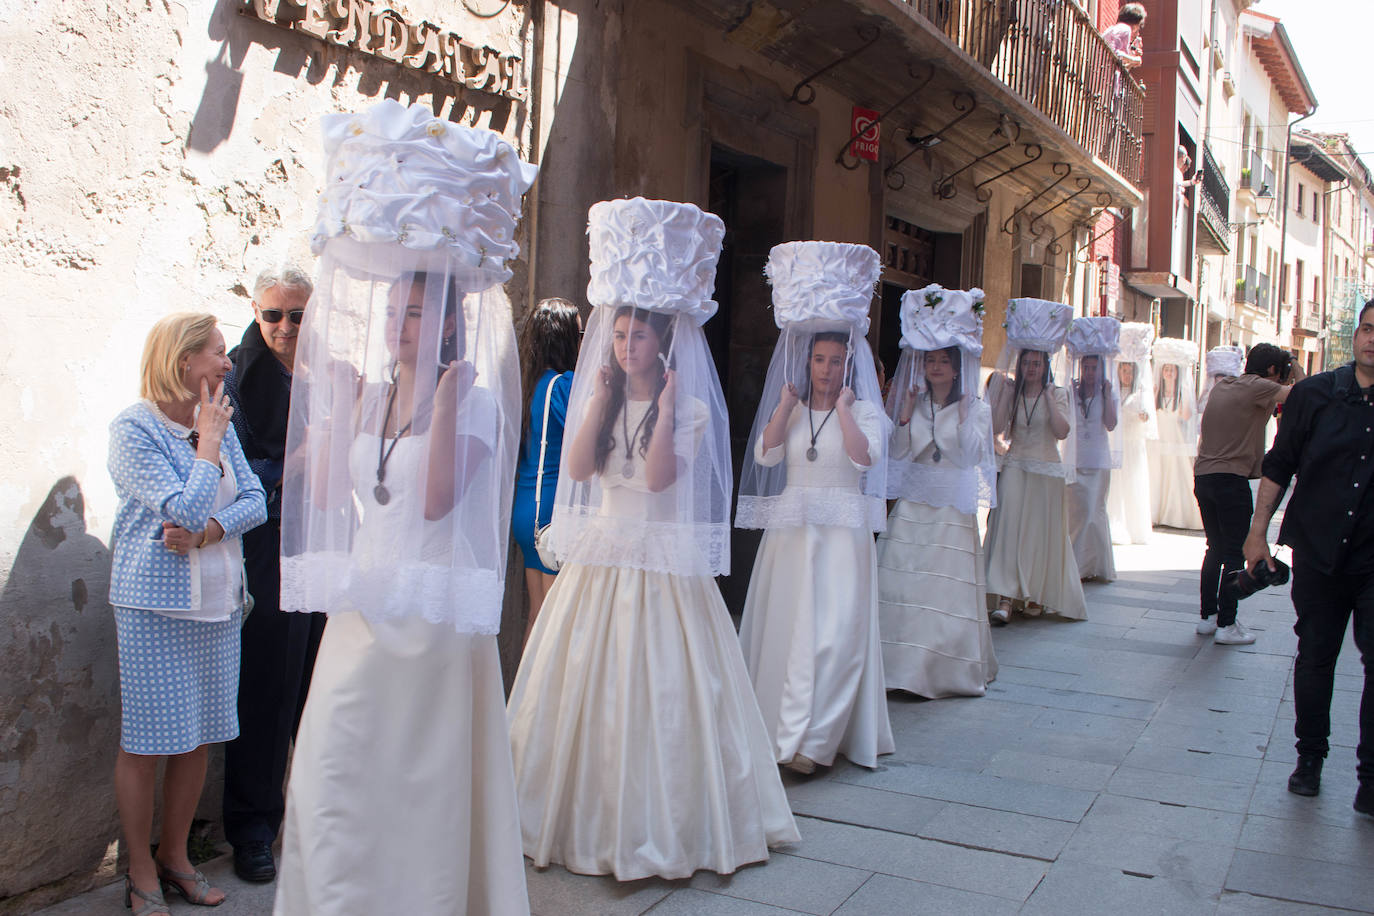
left=157, top=862, right=225, bottom=907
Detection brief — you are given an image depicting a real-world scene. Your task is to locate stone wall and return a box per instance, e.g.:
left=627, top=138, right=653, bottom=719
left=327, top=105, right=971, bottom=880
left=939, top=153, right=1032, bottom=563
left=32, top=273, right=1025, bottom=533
left=0, top=0, right=532, bottom=907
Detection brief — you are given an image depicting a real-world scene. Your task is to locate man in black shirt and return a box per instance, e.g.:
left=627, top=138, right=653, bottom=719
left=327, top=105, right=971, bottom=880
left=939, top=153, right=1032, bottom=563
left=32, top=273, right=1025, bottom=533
left=222, top=267, right=329, bottom=879
left=1245, top=299, right=1374, bottom=816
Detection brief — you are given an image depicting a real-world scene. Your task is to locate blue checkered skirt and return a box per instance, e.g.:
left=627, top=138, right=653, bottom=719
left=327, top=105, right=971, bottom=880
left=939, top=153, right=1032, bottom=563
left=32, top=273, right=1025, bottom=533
left=114, top=605, right=241, bottom=755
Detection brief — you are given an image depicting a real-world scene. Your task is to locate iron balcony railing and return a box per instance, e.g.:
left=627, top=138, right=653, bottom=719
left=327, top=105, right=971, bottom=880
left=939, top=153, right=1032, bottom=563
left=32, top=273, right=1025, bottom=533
left=1298, top=303, right=1323, bottom=333
left=1258, top=270, right=1272, bottom=312
left=1239, top=149, right=1267, bottom=193
left=1235, top=264, right=1258, bottom=305
left=1199, top=143, right=1230, bottom=235
left=901, top=0, right=1144, bottom=184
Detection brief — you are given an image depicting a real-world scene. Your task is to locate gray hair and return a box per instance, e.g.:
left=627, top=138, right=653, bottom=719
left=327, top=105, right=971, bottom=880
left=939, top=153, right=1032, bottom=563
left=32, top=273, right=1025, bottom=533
left=253, top=266, right=314, bottom=301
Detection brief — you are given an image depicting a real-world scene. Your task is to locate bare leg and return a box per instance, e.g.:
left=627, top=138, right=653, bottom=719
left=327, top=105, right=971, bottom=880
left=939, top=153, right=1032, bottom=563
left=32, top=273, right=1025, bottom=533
left=115, top=749, right=162, bottom=900
left=523, top=568, right=556, bottom=647
left=155, top=745, right=225, bottom=905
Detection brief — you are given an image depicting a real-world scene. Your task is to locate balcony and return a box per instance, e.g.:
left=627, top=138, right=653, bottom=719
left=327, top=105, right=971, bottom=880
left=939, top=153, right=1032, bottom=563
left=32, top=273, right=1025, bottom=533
left=1296, top=303, right=1323, bottom=334
left=898, top=0, right=1145, bottom=183
left=1258, top=271, right=1271, bottom=313
left=1197, top=143, right=1230, bottom=253
left=1235, top=265, right=1258, bottom=305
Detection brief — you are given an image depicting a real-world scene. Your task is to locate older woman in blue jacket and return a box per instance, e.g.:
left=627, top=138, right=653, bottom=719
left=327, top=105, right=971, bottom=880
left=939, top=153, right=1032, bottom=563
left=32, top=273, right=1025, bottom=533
left=107, top=312, right=266, bottom=914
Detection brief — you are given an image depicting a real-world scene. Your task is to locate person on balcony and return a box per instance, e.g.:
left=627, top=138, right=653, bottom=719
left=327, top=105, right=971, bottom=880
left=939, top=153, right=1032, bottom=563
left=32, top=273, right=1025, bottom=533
left=1101, top=4, right=1146, bottom=70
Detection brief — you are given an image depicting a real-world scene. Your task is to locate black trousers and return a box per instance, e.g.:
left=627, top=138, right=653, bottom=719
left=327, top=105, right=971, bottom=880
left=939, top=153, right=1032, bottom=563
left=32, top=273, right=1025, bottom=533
left=222, top=521, right=327, bottom=848
left=1194, top=473, right=1252, bottom=627
left=1291, top=558, right=1374, bottom=785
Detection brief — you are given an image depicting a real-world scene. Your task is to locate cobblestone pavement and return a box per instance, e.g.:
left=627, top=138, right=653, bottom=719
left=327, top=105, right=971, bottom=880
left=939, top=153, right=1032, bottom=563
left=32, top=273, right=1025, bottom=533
left=40, top=526, right=1373, bottom=915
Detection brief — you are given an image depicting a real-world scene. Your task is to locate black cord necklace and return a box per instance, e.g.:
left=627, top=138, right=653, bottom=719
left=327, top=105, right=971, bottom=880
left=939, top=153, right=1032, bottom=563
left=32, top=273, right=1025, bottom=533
left=806, top=401, right=837, bottom=462
left=374, top=382, right=413, bottom=505
left=1020, top=387, right=1045, bottom=426
left=928, top=394, right=943, bottom=463
left=1078, top=383, right=1096, bottom=421
left=619, top=398, right=653, bottom=478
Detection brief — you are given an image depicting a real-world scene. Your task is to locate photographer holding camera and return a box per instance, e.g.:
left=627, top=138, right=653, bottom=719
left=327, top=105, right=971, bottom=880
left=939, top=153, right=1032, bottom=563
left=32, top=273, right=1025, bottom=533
left=1193, top=343, right=1301, bottom=645
left=1245, top=302, right=1374, bottom=815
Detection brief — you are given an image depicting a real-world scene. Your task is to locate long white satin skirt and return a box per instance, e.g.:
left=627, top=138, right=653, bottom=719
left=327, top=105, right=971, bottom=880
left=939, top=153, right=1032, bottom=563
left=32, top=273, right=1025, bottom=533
left=739, top=525, right=895, bottom=769
left=275, top=612, right=528, bottom=916
left=507, top=561, right=799, bottom=882
left=876, top=500, right=998, bottom=698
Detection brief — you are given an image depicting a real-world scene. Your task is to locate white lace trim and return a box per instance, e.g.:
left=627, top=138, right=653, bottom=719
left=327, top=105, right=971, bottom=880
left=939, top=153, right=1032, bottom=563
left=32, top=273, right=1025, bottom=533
left=734, top=490, right=887, bottom=533
left=1000, top=455, right=1075, bottom=482
left=885, top=461, right=997, bottom=514
left=548, top=509, right=730, bottom=577
left=280, top=553, right=502, bottom=635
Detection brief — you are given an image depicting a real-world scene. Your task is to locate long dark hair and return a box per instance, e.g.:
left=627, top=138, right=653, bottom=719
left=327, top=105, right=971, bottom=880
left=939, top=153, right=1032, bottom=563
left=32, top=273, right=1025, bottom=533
left=1012, top=348, right=1053, bottom=424
left=593, top=307, right=674, bottom=475
left=1156, top=363, right=1181, bottom=411
left=518, top=297, right=581, bottom=442
left=399, top=271, right=464, bottom=363
left=924, top=345, right=963, bottom=407
left=802, top=331, right=852, bottom=402
left=1075, top=355, right=1103, bottom=402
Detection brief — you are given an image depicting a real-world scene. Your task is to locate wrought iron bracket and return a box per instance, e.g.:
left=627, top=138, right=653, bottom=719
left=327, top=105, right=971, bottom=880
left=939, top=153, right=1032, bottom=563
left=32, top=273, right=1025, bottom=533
left=1047, top=221, right=1082, bottom=256
left=836, top=63, right=935, bottom=171
left=933, top=119, right=1021, bottom=200
left=1028, top=176, right=1092, bottom=236
left=974, top=143, right=1043, bottom=202
left=885, top=92, right=977, bottom=191
left=1075, top=206, right=1126, bottom=262
left=788, top=23, right=881, bottom=105
left=1002, top=162, right=1072, bottom=235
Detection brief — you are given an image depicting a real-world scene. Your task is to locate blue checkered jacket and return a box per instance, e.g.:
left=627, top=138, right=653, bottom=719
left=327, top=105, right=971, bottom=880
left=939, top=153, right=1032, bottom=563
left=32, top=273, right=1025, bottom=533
left=107, top=402, right=267, bottom=611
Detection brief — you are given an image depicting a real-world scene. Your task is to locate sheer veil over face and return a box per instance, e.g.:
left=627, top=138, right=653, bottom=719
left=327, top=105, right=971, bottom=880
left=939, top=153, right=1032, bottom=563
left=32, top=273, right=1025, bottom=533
left=884, top=285, right=996, bottom=513
left=276, top=97, right=535, bottom=637
left=1066, top=316, right=1123, bottom=470
left=1150, top=337, right=1200, bottom=457
left=547, top=197, right=731, bottom=577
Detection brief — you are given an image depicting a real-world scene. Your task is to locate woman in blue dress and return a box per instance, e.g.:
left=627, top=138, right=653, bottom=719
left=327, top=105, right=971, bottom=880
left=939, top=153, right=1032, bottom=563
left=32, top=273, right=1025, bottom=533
left=107, top=312, right=266, bottom=914
left=512, top=297, right=581, bottom=642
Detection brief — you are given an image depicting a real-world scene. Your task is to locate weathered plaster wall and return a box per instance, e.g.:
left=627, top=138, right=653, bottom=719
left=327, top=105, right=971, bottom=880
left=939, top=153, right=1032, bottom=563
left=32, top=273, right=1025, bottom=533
left=0, top=0, right=531, bottom=906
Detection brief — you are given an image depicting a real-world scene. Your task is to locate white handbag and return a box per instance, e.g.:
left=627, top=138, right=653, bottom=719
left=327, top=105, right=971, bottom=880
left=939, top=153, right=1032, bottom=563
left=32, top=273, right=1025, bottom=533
left=532, top=375, right=561, bottom=572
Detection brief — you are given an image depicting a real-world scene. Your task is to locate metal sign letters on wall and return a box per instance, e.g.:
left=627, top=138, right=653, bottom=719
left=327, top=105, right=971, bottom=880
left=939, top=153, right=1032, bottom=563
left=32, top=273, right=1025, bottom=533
left=243, top=0, right=525, bottom=101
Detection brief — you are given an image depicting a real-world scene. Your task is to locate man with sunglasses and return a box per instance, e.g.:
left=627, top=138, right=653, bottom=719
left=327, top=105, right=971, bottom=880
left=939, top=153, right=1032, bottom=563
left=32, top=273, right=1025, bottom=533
left=221, top=267, right=328, bottom=882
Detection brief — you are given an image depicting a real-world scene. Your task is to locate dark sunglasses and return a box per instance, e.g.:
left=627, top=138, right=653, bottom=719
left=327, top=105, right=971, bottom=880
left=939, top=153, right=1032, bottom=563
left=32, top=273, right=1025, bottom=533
left=260, top=308, right=305, bottom=325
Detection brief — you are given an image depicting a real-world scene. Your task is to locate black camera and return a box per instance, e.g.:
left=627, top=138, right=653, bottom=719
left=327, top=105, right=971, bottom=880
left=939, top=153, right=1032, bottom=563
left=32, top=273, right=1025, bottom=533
left=1221, top=557, right=1291, bottom=603
left=1277, top=351, right=1295, bottom=383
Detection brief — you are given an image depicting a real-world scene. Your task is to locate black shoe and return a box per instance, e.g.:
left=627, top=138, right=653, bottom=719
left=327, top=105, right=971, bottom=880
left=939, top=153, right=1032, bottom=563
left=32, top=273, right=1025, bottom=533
left=1356, top=783, right=1374, bottom=816
left=1287, top=755, right=1323, bottom=797
left=233, top=841, right=276, bottom=883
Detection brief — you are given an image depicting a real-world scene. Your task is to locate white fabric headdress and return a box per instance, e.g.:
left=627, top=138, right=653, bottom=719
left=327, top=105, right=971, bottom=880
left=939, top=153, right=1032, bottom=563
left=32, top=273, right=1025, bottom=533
left=736, top=241, right=889, bottom=532
left=547, top=199, right=732, bottom=576
left=586, top=197, right=725, bottom=326
left=1199, top=344, right=1245, bottom=413
left=281, top=100, right=536, bottom=634
left=1067, top=316, right=1123, bottom=470
left=1151, top=337, right=1200, bottom=457
left=883, top=285, right=996, bottom=513
left=985, top=298, right=1077, bottom=481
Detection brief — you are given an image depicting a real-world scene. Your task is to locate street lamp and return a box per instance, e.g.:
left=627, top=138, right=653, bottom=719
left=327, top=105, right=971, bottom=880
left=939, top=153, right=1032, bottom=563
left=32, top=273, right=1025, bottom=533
left=1254, top=187, right=1276, bottom=220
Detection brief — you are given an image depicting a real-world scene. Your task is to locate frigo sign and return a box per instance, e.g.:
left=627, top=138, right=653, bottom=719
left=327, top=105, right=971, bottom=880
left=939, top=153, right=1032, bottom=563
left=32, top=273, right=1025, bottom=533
left=242, top=0, right=525, bottom=101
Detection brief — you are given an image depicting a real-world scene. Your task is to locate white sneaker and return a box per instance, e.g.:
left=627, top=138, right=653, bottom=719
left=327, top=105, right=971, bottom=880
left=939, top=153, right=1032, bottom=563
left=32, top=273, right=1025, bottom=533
left=1214, top=622, right=1257, bottom=645
left=990, top=606, right=1011, bottom=626
left=1196, top=617, right=1218, bottom=636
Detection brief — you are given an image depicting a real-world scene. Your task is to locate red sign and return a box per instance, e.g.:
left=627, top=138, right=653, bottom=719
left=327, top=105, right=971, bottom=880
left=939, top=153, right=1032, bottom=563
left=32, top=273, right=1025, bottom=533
left=850, top=106, right=880, bottom=162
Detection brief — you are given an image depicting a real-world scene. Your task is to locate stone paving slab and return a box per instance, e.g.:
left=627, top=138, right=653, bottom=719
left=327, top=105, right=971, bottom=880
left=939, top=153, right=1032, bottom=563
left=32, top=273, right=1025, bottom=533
left=37, top=529, right=1373, bottom=916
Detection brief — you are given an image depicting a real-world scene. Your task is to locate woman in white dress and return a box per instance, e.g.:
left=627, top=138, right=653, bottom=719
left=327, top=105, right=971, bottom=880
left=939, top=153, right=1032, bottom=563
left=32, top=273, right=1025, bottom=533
left=876, top=285, right=999, bottom=698
left=275, top=101, right=536, bottom=915
left=1066, top=318, right=1121, bottom=581
left=736, top=241, right=894, bottom=775
left=508, top=198, right=798, bottom=882
left=1107, top=322, right=1157, bottom=545
left=984, top=298, right=1087, bottom=623
left=1148, top=338, right=1203, bottom=530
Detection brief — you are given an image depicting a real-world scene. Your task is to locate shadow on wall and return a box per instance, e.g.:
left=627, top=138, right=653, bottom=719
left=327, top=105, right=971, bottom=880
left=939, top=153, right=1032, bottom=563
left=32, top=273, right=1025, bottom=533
left=189, top=0, right=524, bottom=154
left=0, top=478, right=121, bottom=908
